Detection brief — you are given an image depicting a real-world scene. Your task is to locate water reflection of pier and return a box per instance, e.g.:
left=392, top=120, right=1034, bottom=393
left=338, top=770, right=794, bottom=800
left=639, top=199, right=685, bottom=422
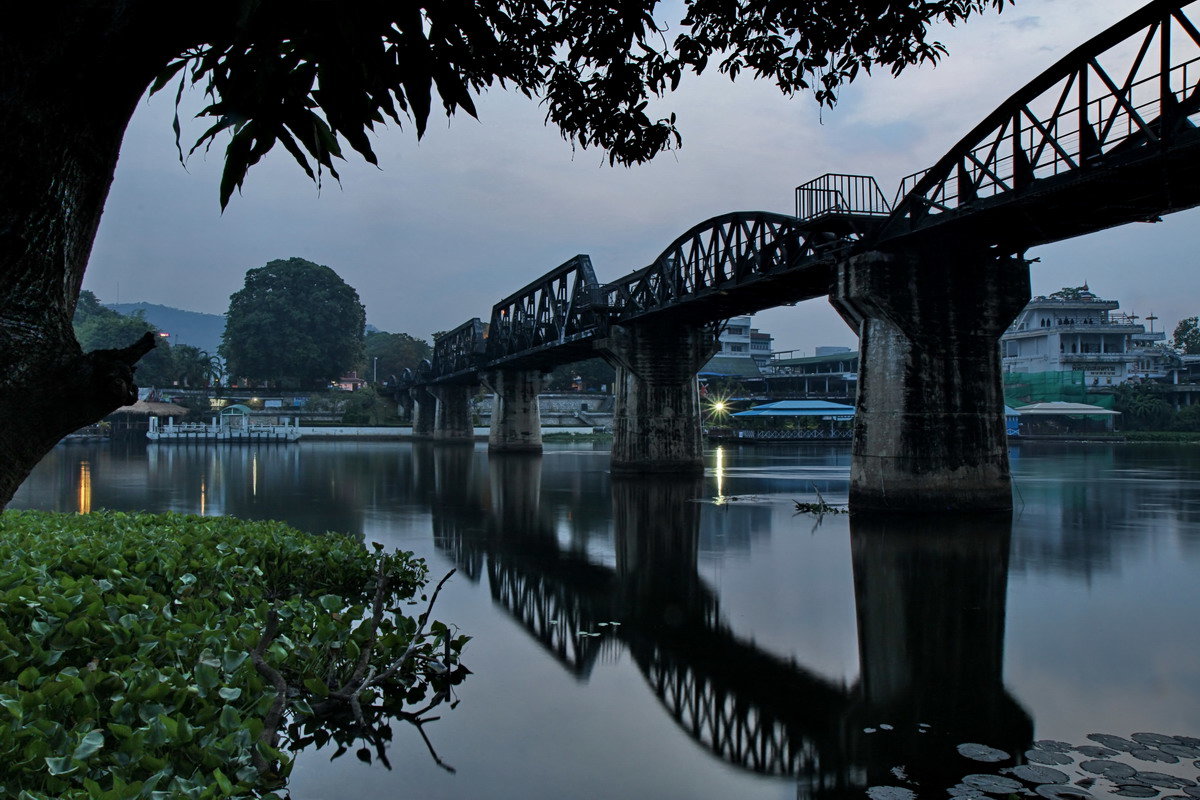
left=427, top=450, right=1033, bottom=796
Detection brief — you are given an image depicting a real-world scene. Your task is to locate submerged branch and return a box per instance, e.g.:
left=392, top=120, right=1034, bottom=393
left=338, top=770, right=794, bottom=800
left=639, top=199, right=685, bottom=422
left=251, top=607, right=288, bottom=775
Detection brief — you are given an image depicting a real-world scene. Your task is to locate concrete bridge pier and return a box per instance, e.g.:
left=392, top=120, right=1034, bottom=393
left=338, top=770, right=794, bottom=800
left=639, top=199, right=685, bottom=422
left=832, top=247, right=1030, bottom=513
left=484, top=369, right=544, bottom=453
left=431, top=384, right=475, bottom=443
left=410, top=386, right=436, bottom=438
left=847, top=514, right=1032, bottom=785
left=599, top=322, right=718, bottom=474
left=395, top=391, right=414, bottom=425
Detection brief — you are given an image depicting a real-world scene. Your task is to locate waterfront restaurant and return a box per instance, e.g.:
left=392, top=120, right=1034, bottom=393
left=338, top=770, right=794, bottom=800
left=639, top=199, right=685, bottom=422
left=729, top=400, right=855, bottom=440
left=1014, top=401, right=1121, bottom=434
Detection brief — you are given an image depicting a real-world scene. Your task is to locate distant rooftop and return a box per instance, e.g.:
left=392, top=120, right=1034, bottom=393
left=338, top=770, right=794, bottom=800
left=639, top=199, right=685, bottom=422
left=699, top=356, right=762, bottom=378
left=732, top=400, right=855, bottom=418
left=772, top=350, right=860, bottom=368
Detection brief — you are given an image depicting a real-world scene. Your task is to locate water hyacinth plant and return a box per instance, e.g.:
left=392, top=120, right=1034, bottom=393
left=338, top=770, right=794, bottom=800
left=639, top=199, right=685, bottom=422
left=0, top=511, right=469, bottom=799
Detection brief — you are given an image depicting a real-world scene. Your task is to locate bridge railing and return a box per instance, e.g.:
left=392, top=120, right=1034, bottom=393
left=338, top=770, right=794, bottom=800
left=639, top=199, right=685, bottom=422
left=886, top=1, right=1200, bottom=238
left=431, top=318, right=488, bottom=380
left=600, top=212, right=832, bottom=321
left=895, top=55, right=1200, bottom=212
left=795, top=174, right=891, bottom=222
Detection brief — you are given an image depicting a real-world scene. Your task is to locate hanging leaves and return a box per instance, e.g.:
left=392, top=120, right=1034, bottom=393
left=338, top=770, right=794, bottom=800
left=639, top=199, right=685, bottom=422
left=148, top=0, right=1010, bottom=207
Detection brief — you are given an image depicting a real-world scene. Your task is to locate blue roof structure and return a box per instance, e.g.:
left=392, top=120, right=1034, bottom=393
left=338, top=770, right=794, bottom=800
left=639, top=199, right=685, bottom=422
left=731, top=400, right=855, bottom=418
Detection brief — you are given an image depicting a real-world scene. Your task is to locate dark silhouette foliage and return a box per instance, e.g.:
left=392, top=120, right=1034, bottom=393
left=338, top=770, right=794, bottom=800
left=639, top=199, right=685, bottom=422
left=0, top=0, right=1007, bottom=506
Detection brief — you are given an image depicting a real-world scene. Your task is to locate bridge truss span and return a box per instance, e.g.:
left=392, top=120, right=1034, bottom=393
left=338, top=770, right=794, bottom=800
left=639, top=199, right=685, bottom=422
left=602, top=211, right=860, bottom=326
left=883, top=0, right=1200, bottom=249
left=485, top=254, right=603, bottom=370
left=430, top=317, right=487, bottom=383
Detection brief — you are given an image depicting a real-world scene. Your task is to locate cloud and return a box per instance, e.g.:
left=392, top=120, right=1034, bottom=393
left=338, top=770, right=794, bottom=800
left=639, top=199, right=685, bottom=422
left=85, top=0, right=1197, bottom=351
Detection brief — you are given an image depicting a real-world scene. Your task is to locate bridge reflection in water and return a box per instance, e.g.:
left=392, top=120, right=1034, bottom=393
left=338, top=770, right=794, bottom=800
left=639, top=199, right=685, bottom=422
left=427, top=451, right=1032, bottom=797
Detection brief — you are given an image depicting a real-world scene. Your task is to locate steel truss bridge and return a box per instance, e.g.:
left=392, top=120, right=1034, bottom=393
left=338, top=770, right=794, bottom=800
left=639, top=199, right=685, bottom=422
left=406, top=0, right=1200, bottom=387
left=422, top=459, right=1031, bottom=796
left=427, top=475, right=862, bottom=789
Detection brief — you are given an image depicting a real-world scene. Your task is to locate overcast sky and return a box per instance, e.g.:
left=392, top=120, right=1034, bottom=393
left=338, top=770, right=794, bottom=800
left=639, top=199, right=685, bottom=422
left=85, top=0, right=1194, bottom=355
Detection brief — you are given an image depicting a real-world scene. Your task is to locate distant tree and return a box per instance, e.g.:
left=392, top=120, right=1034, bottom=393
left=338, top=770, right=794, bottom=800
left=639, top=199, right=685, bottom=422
left=1115, top=383, right=1173, bottom=431
left=1048, top=285, right=1094, bottom=301
left=363, top=332, right=432, bottom=382
left=340, top=385, right=397, bottom=425
left=220, top=258, right=365, bottom=388
left=168, top=344, right=214, bottom=388
left=545, top=358, right=615, bottom=391
left=1173, top=316, right=1200, bottom=354
left=1175, top=403, right=1200, bottom=432
left=74, top=309, right=172, bottom=388
left=72, top=290, right=121, bottom=327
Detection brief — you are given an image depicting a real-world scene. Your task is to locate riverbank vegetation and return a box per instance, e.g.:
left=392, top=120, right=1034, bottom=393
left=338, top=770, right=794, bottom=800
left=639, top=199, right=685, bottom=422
left=541, top=431, right=613, bottom=443
left=1122, top=430, right=1200, bottom=443
left=0, top=511, right=467, bottom=799
left=1115, top=383, right=1200, bottom=432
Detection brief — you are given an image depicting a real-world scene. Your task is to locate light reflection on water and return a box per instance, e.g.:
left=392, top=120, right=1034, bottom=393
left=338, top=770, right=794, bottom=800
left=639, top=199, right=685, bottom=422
left=11, top=439, right=1200, bottom=799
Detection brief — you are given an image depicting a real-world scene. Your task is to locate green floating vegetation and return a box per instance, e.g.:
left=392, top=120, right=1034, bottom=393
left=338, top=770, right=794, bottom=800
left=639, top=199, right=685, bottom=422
left=0, top=511, right=468, bottom=800
left=1122, top=431, right=1200, bottom=443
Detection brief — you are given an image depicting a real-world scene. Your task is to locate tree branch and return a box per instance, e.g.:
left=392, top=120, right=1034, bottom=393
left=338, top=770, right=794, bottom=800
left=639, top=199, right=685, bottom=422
left=250, top=607, right=288, bottom=776
left=363, top=569, right=456, bottom=690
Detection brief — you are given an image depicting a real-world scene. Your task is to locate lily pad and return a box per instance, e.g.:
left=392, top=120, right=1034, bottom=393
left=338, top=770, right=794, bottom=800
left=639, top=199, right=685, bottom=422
left=1181, top=787, right=1200, bottom=798
left=958, top=743, right=1012, bottom=763
left=1035, top=785, right=1093, bottom=800
left=1112, top=786, right=1160, bottom=798
left=866, top=787, right=917, bottom=800
left=1012, top=765, right=1070, bottom=784
left=1089, top=734, right=1140, bottom=752
left=1036, top=741, right=1076, bottom=753
left=1133, top=734, right=1182, bottom=746
left=1080, top=760, right=1137, bottom=778
left=1076, top=746, right=1119, bottom=758
left=964, top=774, right=1025, bottom=794
left=1027, top=749, right=1074, bottom=766
left=1129, top=749, right=1178, bottom=764
left=1157, top=745, right=1200, bottom=758
left=1135, top=773, right=1192, bottom=789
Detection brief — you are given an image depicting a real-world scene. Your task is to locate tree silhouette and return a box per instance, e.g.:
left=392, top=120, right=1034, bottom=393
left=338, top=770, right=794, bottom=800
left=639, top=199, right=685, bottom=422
left=0, top=0, right=1007, bottom=506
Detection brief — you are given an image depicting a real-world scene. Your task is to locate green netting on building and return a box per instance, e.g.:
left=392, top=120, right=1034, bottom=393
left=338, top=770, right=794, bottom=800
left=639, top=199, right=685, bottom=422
left=1003, top=371, right=1116, bottom=409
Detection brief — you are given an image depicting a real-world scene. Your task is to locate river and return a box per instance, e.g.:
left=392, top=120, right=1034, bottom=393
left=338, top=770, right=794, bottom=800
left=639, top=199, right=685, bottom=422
left=11, top=440, right=1200, bottom=799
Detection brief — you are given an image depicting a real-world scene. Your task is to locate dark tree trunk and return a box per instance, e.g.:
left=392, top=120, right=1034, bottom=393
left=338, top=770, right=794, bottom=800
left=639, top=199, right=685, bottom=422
left=0, top=4, right=186, bottom=507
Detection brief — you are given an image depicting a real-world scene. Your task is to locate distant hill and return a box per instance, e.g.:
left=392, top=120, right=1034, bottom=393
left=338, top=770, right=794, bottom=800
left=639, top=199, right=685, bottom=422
left=107, top=303, right=226, bottom=355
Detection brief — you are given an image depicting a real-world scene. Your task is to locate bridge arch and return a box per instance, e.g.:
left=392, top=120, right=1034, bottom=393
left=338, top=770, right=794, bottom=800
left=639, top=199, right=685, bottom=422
left=882, top=0, right=1200, bottom=248
left=604, top=211, right=848, bottom=323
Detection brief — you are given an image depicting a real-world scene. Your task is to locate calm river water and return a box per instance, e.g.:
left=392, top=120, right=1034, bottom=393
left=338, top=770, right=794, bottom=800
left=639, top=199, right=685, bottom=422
left=12, top=440, right=1200, bottom=800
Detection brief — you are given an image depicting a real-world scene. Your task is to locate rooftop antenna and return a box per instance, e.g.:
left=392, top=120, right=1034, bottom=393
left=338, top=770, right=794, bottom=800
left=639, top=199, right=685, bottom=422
left=1145, top=313, right=1158, bottom=333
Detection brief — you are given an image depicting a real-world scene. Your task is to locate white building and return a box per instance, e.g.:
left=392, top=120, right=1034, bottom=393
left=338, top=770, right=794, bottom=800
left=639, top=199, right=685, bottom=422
left=701, top=315, right=776, bottom=378
left=715, top=316, right=774, bottom=365
left=718, top=316, right=753, bottom=357
left=1000, top=285, right=1171, bottom=386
